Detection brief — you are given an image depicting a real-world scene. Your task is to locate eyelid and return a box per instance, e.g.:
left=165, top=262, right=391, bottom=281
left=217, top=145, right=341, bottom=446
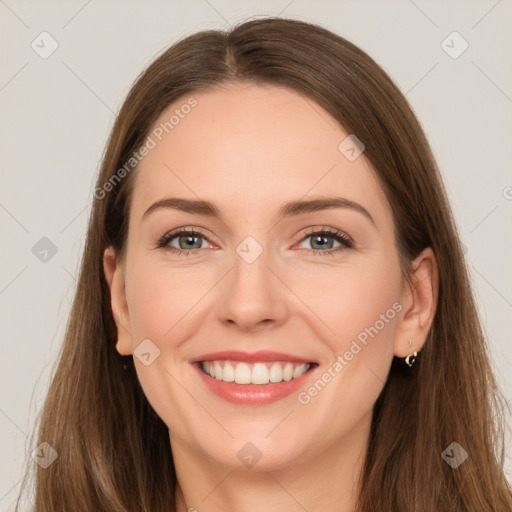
left=291, top=225, right=353, bottom=245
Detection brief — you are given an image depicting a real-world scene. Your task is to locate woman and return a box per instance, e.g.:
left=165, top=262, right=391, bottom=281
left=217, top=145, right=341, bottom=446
left=17, top=16, right=512, bottom=511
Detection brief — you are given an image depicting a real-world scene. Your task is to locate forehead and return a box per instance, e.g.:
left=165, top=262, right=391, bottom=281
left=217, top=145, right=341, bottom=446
left=130, top=83, right=389, bottom=224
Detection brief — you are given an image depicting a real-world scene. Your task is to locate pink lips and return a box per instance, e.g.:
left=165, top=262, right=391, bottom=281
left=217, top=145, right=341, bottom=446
left=189, top=350, right=315, bottom=364
left=190, top=350, right=317, bottom=406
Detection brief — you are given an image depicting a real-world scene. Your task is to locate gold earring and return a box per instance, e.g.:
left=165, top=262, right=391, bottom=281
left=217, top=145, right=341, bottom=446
left=404, top=340, right=418, bottom=367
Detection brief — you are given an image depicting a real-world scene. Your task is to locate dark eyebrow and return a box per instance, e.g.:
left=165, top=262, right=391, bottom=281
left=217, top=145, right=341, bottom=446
left=142, top=196, right=375, bottom=226
left=143, top=198, right=221, bottom=220
left=278, top=197, right=375, bottom=226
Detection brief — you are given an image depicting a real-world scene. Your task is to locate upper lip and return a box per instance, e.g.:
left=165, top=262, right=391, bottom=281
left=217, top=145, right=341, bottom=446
left=190, top=350, right=317, bottom=364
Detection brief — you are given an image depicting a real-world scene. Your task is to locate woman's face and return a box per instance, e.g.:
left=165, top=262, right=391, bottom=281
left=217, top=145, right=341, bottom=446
left=105, top=83, right=431, bottom=471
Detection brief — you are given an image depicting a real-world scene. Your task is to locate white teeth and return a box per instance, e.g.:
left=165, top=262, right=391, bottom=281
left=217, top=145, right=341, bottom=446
left=222, top=362, right=235, bottom=382
left=214, top=361, right=223, bottom=380
left=200, top=360, right=311, bottom=385
left=269, top=362, right=282, bottom=383
left=234, top=362, right=252, bottom=384
left=283, top=363, right=293, bottom=381
left=251, top=363, right=269, bottom=385
left=293, top=364, right=306, bottom=379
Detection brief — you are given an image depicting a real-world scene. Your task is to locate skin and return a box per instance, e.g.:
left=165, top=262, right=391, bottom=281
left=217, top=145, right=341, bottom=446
left=103, top=83, right=438, bottom=512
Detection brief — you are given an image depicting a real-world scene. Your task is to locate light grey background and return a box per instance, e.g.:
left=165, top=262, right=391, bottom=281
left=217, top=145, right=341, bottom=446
left=1, top=0, right=511, bottom=509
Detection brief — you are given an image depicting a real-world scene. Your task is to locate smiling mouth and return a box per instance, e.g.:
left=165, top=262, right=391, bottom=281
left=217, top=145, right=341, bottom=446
left=197, top=360, right=317, bottom=385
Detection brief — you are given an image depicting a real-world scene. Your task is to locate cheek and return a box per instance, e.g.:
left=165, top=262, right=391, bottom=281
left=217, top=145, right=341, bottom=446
left=292, top=259, right=401, bottom=432
left=292, top=253, right=402, bottom=416
left=126, top=259, right=206, bottom=343
left=123, top=259, right=201, bottom=426
left=335, top=271, right=400, bottom=348
left=295, top=252, right=402, bottom=349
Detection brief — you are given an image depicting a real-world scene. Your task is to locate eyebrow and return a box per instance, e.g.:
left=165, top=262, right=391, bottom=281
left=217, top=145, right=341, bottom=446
left=142, top=196, right=376, bottom=226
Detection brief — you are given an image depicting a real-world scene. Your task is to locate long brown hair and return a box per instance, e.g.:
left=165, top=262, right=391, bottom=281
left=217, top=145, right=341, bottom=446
left=16, top=16, right=512, bottom=511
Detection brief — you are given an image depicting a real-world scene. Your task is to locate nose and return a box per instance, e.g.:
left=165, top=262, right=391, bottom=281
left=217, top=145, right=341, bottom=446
left=217, top=245, right=289, bottom=332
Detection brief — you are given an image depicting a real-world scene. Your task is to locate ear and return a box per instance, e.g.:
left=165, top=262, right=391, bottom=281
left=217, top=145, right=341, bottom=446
left=394, top=247, right=439, bottom=358
left=103, top=246, right=133, bottom=356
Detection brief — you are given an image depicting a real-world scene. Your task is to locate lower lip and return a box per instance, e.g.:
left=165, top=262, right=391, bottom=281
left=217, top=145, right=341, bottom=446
left=192, top=363, right=317, bottom=405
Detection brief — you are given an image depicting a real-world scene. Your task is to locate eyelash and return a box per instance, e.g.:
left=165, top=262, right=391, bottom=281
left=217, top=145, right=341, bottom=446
left=156, top=226, right=353, bottom=257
